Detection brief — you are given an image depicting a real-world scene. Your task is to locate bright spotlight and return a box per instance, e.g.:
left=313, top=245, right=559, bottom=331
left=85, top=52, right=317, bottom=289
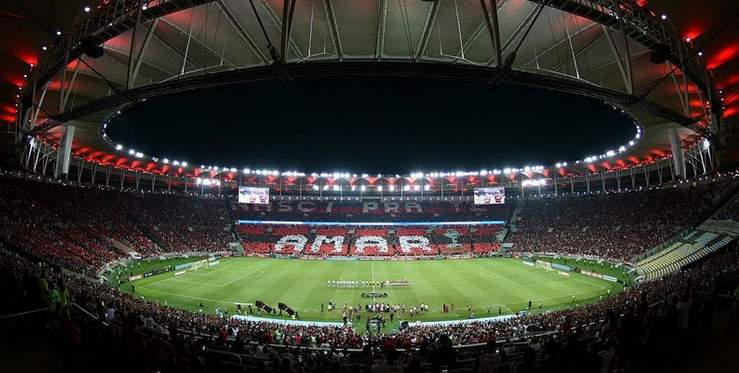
left=115, top=144, right=123, bottom=150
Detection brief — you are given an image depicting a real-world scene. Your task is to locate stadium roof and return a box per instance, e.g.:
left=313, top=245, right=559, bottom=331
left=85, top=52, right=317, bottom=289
left=1, top=0, right=737, bottom=178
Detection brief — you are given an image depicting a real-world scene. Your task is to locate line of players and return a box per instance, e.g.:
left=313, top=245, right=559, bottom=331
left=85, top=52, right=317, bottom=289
left=326, top=279, right=413, bottom=288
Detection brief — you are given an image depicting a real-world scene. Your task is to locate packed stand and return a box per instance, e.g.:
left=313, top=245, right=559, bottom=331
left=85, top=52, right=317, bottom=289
left=236, top=224, right=502, bottom=257
left=229, top=199, right=514, bottom=222
left=508, top=186, right=725, bottom=261
left=2, top=239, right=737, bottom=372
left=0, top=175, right=233, bottom=273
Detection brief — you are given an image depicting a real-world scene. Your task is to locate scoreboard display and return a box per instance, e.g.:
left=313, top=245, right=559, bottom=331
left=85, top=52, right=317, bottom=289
left=238, top=186, right=270, bottom=204
left=473, top=187, right=505, bottom=205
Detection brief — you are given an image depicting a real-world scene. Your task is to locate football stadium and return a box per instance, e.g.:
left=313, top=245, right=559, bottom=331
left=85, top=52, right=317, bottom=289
left=1, top=1, right=739, bottom=372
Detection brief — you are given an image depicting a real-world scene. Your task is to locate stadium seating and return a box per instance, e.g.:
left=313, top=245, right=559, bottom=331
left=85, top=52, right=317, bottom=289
left=3, top=172, right=734, bottom=268
left=2, top=239, right=736, bottom=372
left=229, top=199, right=514, bottom=222
left=507, top=186, right=725, bottom=261
left=2, top=171, right=739, bottom=373
left=637, top=231, right=734, bottom=279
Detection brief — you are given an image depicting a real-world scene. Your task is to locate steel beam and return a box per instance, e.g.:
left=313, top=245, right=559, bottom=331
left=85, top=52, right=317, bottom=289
left=129, top=19, right=161, bottom=89
left=375, top=0, right=388, bottom=60
left=602, top=24, right=632, bottom=94
left=415, top=0, right=440, bottom=61
left=280, top=0, right=297, bottom=63
left=217, top=0, right=269, bottom=63
left=259, top=0, right=303, bottom=60
left=323, top=0, right=343, bottom=60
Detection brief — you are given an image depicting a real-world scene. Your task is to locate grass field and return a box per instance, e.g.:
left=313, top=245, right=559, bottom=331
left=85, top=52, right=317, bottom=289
left=123, top=257, right=622, bottom=328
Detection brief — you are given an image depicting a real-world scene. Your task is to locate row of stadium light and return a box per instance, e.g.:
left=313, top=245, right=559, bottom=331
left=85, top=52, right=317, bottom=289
left=101, top=102, right=643, bottom=180
left=195, top=178, right=220, bottom=186
left=571, top=124, right=642, bottom=166
left=309, top=184, right=435, bottom=192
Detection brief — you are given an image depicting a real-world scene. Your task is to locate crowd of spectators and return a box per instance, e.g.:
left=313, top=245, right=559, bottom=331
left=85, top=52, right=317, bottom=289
left=3, top=172, right=739, bottom=371
left=229, top=199, right=514, bottom=223
left=2, top=240, right=737, bottom=372
left=0, top=176, right=233, bottom=274
left=1, top=173, right=736, bottom=273
left=508, top=185, right=728, bottom=261
left=237, top=225, right=502, bottom=257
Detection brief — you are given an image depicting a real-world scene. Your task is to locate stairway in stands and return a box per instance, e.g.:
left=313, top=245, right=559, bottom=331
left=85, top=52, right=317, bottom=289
left=636, top=231, right=734, bottom=280
left=636, top=186, right=739, bottom=281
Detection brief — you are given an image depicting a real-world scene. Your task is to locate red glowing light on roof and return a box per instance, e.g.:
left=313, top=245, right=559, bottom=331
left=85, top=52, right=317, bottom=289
left=707, top=44, right=739, bottom=70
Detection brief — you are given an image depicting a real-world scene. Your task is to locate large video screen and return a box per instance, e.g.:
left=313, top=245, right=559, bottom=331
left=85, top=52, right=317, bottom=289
left=474, top=187, right=505, bottom=205
left=238, top=186, right=270, bottom=204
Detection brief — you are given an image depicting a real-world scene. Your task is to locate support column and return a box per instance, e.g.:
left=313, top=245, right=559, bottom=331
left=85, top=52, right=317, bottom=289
left=601, top=171, right=605, bottom=192
left=54, top=125, right=75, bottom=178
left=77, top=159, right=83, bottom=184
left=570, top=176, right=574, bottom=194
left=669, top=127, right=686, bottom=179
left=644, top=164, right=649, bottom=187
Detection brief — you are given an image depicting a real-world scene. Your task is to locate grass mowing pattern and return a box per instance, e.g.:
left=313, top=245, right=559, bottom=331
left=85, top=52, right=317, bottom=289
left=124, top=257, right=622, bottom=328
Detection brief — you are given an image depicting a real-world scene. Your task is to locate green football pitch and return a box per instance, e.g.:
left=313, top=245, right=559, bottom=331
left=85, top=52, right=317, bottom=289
left=123, top=257, right=622, bottom=325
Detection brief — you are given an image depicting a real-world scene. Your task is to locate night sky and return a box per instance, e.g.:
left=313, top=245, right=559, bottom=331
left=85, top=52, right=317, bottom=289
left=107, top=78, right=635, bottom=174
